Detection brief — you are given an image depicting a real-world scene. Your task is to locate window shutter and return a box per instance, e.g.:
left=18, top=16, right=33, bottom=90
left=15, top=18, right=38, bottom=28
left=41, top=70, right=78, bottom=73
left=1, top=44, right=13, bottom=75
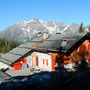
left=88, top=43, right=90, bottom=50
left=79, top=45, right=81, bottom=52
left=43, top=59, right=44, bottom=64
left=46, top=60, right=48, bottom=66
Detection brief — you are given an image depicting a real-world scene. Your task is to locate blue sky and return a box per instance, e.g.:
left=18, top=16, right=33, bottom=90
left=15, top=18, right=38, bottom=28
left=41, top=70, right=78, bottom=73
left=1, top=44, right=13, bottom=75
left=0, top=0, right=90, bottom=30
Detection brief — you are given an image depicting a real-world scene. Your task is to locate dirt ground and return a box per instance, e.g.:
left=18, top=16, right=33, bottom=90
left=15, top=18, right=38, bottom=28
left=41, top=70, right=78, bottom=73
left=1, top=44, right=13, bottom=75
left=6, top=67, right=49, bottom=77
left=6, top=68, right=35, bottom=76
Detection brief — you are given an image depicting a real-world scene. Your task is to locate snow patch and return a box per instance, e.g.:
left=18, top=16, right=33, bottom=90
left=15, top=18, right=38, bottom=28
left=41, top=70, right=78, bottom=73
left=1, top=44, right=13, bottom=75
left=61, top=26, right=69, bottom=32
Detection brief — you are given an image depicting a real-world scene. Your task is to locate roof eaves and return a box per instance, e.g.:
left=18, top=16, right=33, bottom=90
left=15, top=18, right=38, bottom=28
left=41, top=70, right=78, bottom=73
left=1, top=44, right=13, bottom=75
left=0, top=58, right=12, bottom=65
left=65, top=33, right=89, bottom=56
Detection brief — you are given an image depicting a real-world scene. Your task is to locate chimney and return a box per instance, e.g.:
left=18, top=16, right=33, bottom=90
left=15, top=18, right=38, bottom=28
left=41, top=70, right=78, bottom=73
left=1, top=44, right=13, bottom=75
left=61, top=40, right=67, bottom=47
left=43, top=32, right=49, bottom=40
left=37, top=32, right=42, bottom=37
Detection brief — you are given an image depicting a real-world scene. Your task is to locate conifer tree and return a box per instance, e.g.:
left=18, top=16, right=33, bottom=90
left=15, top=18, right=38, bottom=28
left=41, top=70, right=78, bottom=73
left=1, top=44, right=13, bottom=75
left=79, top=22, right=84, bottom=33
left=0, top=38, right=20, bottom=53
left=88, top=26, right=90, bottom=33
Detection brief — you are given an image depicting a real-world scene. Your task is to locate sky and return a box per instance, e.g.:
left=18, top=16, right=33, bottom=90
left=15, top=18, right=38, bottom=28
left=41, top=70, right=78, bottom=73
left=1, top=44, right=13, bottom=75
left=0, top=0, right=90, bottom=30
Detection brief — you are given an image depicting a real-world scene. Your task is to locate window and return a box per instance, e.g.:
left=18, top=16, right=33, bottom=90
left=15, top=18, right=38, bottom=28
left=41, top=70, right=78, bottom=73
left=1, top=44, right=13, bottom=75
left=87, top=43, right=90, bottom=50
left=43, top=59, right=48, bottom=66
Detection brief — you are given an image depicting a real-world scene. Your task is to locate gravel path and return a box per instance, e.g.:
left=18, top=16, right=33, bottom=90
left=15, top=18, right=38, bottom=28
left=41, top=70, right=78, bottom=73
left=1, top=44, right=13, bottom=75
left=6, top=68, right=35, bottom=76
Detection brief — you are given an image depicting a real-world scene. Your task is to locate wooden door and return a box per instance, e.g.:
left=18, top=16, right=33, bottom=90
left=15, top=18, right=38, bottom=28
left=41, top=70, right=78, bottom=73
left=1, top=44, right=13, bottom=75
left=32, top=56, right=36, bottom=66
left=32, top=55, right=38, bottom=66
left=36, top=56, right=38, bottom=66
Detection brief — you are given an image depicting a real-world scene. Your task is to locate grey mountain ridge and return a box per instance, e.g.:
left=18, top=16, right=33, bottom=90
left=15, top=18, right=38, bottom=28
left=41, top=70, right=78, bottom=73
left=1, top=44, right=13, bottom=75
left=0, top=19, right=89, bottom=43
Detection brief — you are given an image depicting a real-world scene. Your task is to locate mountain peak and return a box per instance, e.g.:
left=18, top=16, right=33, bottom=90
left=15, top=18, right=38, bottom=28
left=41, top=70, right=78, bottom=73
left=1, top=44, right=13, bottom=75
left=31, top=19, right=39, bottom=22
left=60, top=21, right=67, bottom=26
left=48, top=20, right=55, bottom=23
left=0, top=19, right=87, bottom=43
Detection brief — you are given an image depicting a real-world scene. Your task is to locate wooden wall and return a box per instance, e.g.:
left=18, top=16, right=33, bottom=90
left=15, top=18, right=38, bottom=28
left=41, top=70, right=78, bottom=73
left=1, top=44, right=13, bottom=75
left=51, top=40, right=90, bottom=65
left=64, top=40, right=90, bottom=64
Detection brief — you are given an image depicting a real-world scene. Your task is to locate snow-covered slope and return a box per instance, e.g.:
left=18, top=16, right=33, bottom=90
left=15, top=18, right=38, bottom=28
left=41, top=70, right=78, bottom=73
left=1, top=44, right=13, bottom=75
left=0, top=19, right=89, bottom=43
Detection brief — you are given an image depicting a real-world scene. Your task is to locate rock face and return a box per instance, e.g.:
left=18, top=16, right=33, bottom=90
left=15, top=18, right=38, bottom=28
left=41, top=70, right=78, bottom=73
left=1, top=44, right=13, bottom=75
left=0, top=19, right=89, bottom=43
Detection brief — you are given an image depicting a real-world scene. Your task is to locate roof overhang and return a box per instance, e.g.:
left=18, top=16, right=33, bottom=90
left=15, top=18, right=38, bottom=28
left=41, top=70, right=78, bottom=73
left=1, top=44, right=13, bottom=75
left=65, top=33, right=90, bottom=56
